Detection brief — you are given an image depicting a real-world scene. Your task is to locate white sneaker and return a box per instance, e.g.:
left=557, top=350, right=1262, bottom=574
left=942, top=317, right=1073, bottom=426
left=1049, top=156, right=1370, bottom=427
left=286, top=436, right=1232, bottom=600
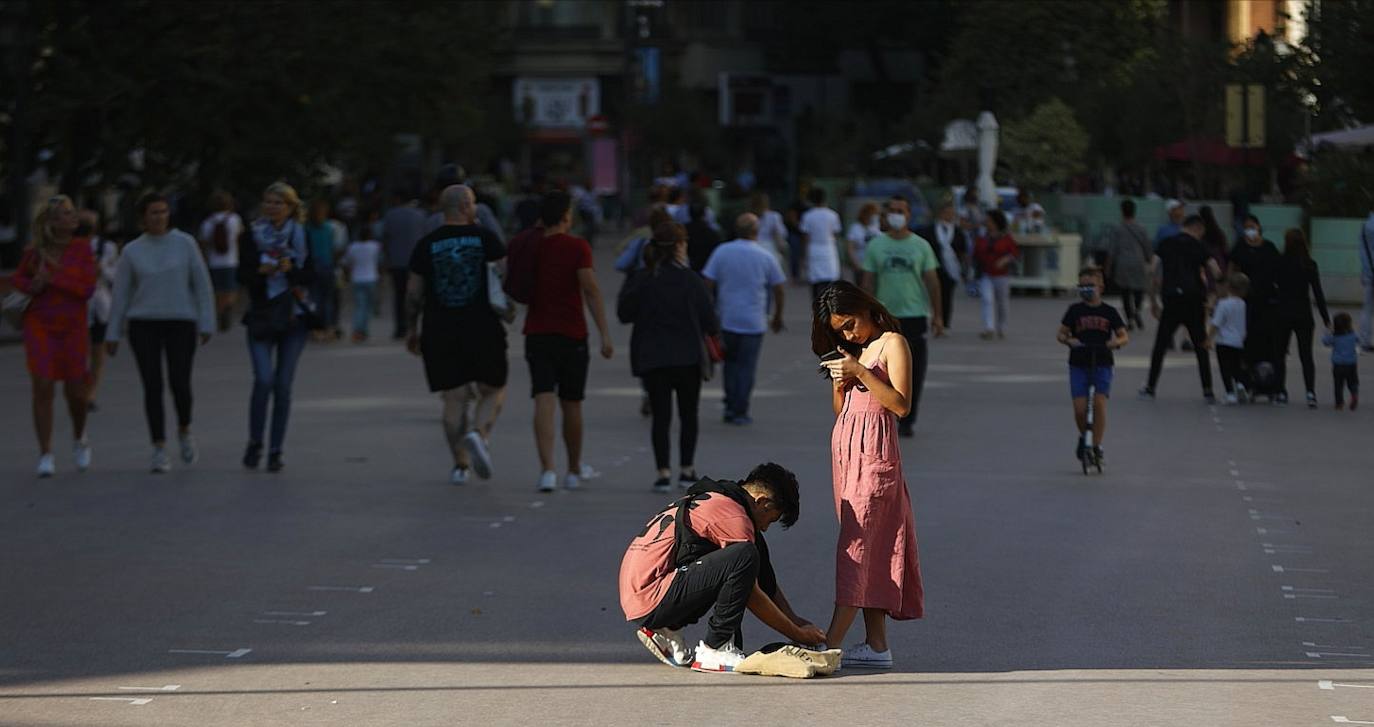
left=179, top=434, right=199, bottom=465
left=36, top=453, right=55, bottom=478
left=151, top=446, right=171, bottom=474
left=578, top=463, right=601, bottom=480
left=73, top=439, right=92, bottom=472
left=461, top=431, right=492, bottom=479
left=636, top=627, right=693, bottom=668
left=841, top=642, right=893, bottom=669
left=1224, top=392, right=1239, bottom=405
left=537, top=471, right=557, bottom=492
left=450, top=467, right=469, bottom=486
left=691, top=640, right=747, bottom=673
left=563, top=472, right=581, bottom=490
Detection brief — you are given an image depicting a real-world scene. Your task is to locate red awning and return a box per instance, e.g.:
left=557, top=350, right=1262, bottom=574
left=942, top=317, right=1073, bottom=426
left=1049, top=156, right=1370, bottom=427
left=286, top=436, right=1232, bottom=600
left=1153, top=137, right=1270, bottom=166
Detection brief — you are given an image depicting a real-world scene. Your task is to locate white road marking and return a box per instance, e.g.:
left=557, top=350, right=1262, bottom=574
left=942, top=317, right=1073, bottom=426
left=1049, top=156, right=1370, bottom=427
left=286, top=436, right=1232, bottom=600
left=118, top=685, right=180, bottom=692
left=1321, top=682, right=1374, bottom=690
left=529, top=501, right=545, bottom=509
left=253, top=619, right=311, bottom=626
left=1263, top=544, right=1313, bottom=553
left=168, top=648, right=251, bottom=658
left=489, top=522, right=502, bottom=529
left=380, top=559, right=431, bottom=565
left=1309, top=651, right=1373, bottom=658
left=1229, top=469, right=1241, bottom=476
left=1296, top=616, right=1353, bottom=623
left=372, top=564, right=418, bottom=571
left=1332, top=718, right=1374, bottom=725
left=1284, top=586, right=1336, bottom=593
left=1256, top=528, right=1289, bottom=535
left=1288, top=594, right=1340, bottom=600
left=308, top=586, right=374, bottom=593
left=90, top=697, right=152, bottom=705
left=263, top=611, right=327, bottom=617
left=1273, top=565, right=1329, bottom=573
left=1227, top=459, right=1237, bottom=466
left=1306, top=642, right=1367, bottom=649
left=1250, top=510, right=1294, bottom=520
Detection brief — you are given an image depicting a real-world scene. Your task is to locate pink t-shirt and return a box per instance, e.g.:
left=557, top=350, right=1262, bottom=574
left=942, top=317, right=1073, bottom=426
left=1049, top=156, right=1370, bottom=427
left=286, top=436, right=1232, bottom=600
left=618, top=493, right=756, bottom=620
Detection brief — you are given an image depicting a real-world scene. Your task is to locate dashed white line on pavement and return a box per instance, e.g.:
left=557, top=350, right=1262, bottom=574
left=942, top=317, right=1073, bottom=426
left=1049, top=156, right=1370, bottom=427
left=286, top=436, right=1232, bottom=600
left=529, top=500, right=545, bottom=508
left=1256, top=528, right=1289, bottom=535
left=372, top=564, right=419, bottom=571
left=168, top=648, right=251, bottom=658
left=263, top=610, right=326, bottom=617
left=1332, top=717, right=1374, bottom=725
left=118, top=685, right=180, bottom=692
left=1296, top=616, right=1354, bottom=623
left=1306, top=642, right=1367, bottom=650
left=90, top=697, right=152, bottom=706
left=380, top=558, right=431, bottom=565
left=1321, top=681, right=1374, bottom=690
left=307, top=586, right=374, bottom=593
left=1273, top=565, right=1329, bottom=573
left=253, top=619, right=311, bottom=626
left=1309, top=651, right=1373, bottom=658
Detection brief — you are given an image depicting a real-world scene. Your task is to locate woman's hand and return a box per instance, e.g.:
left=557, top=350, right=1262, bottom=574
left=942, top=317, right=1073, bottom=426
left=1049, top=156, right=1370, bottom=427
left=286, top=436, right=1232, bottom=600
left=821, top=347, right=866, bottom=383
left=278, top=257, right=294, bottom=273
left=258, top=262, right=277, bottom=275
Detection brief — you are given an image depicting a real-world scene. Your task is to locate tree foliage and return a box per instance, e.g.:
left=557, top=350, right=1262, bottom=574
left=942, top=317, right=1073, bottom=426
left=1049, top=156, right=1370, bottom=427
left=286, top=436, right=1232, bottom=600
left=8, top=0, right=499, bottom=204
left=1302, top=0, right=1374, bottom=129
left=1000, top=98, right=1089, bottom=190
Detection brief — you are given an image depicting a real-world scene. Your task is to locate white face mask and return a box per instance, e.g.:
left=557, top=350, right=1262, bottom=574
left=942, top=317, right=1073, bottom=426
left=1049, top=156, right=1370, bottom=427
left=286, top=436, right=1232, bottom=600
left=885, top=213, right=906, bottom=231
left=1244, top=228, right=1259, bottom=240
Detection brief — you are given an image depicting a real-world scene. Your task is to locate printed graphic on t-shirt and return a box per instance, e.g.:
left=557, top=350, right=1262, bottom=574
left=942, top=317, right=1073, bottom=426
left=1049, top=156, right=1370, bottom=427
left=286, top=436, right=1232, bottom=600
left=429, top=235, right=485, bottom=308
left=877, top=251, right=917, bottom=272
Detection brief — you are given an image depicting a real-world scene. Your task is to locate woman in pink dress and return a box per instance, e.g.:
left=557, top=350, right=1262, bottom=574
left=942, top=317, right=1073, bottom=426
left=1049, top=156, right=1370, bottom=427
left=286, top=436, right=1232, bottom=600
left=814, top=281, right=924, bottom=669
left=12, top=195, right=97, bottom=477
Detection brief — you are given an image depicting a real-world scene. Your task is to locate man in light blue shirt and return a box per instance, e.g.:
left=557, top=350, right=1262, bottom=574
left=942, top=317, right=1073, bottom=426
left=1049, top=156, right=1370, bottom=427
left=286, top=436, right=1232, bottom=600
left=1153, top=199, right=1185, bottom=252
left=1360, top=210, right=1374, bottom=350
left=702, top=213, right=786, bottom=425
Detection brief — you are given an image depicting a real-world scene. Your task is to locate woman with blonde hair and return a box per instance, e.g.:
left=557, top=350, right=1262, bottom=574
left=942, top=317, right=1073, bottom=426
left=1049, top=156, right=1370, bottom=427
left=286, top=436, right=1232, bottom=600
left=238, top=181, right=315, bottom=472
left=12, top=195, right=97, bottom=477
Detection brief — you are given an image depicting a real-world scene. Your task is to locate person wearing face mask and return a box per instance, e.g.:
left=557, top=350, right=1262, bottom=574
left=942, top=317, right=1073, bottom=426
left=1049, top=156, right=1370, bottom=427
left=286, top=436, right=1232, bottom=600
left=920, top=202, right=968, bottom=331
left=1057, top=268, right=1129, bottom=465
left=1227, top=214, right=1284, bottom=401
left=861, top=196, right=943, bottom=437
left=1139, top=215, right=1222, bottom=402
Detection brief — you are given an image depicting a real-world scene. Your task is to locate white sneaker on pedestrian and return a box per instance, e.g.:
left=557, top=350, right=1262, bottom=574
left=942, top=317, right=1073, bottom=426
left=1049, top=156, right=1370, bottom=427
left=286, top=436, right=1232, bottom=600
left=151, top=446, right=171, bottom=474
left=578, top=463, right=601, bottom=480
left=450, top=467, right=469, bottom=486
left=73, top=439, right=92, bottom=472
left=1224, top=392, right=1239, bottom=405
left=537, top=471, right=557, bottom=492
left=691, top=640, right=747, bottom=673
left=841, top=642, right=893, bottom=669
left=36, top=453, right=55, bottom=478
left=461, top=431, right=493, bottom=479
left=179, top=433, right=199, bottom=466
left=636, top=627, right=692, bottom=668
left=563, top=472, right=581, bottom=490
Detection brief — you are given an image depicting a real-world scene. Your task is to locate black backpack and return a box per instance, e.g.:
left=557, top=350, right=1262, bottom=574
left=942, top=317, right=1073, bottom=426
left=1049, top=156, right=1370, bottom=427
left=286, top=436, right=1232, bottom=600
left=671, top=478, right=778, bottom=597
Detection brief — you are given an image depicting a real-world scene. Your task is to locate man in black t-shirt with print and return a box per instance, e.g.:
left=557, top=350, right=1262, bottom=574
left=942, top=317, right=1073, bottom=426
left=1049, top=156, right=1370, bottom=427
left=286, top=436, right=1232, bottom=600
left=1140, top=215, right=1222, bottom=402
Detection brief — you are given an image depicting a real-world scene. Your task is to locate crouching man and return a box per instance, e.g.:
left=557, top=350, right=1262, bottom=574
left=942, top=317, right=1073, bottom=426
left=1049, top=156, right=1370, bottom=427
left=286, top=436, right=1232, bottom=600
left=618, top=462, right=827, bottom=673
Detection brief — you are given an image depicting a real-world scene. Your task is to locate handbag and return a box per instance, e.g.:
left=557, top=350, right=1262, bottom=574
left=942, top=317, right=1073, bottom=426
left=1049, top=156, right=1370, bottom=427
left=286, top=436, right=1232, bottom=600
left=2, top=290, right=31, bottom=329
left=487, top=262, right=515, bottom=322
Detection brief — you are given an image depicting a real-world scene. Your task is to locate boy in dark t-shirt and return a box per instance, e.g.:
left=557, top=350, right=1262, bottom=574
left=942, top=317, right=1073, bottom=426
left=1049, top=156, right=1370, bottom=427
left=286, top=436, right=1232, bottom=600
left=1058, top=269, right=1129, bottom=462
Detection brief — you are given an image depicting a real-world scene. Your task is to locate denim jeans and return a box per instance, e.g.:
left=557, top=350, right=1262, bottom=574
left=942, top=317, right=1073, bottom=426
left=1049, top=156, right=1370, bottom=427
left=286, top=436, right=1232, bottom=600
left=247, top=325, right=308, bottom=453
left=352, top=281, right=375, bottom=336
left=721, top=331, right=764, bottom=419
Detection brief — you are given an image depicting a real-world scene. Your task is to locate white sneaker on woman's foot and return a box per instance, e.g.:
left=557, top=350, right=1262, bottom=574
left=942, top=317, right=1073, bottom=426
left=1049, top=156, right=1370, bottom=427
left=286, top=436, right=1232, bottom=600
left=537, top=471, right=557, bottom=492
left=179, top=434, right=199, bottom=465
left=691, top=640, right=746, bottom=673
left=461, top=432, right=492, bottom=479
left=73, top=439, right=92, bottom=472
left=151, top=446, right=171, bottom=474
left=841, top=642, right=893, bottom=669
left=36, top=453, right=55, bottom=478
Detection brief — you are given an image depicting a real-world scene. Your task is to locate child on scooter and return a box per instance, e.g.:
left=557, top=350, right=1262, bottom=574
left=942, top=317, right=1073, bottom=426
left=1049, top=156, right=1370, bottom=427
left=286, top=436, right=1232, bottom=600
left=1057, top=268, right=1130, bottom=464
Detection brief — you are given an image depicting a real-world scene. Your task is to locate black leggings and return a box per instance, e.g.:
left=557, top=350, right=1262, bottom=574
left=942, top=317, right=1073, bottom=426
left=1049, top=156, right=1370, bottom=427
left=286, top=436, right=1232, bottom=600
left=1216, top=345, right=1248, bottom=394
left=128, top=319, right=198, bottom=443
left=898, top=317, right=929, bottom=431
left=643, top=365, right=701, bottom=470
left=1334, top=364, right=1359, bottom=406
left=1273, top=312, right=1316, bottom=395
left=1120, top=289, right=1144, bottom=325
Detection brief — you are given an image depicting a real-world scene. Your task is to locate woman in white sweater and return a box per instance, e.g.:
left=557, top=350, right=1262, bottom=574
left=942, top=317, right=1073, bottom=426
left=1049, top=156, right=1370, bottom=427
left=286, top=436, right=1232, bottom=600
left=105, top=193, right=215, bottom=473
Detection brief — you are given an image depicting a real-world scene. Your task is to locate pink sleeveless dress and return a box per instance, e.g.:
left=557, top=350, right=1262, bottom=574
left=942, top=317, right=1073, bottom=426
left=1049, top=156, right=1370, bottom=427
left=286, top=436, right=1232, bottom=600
left=830, top=336, right=924, bottom=619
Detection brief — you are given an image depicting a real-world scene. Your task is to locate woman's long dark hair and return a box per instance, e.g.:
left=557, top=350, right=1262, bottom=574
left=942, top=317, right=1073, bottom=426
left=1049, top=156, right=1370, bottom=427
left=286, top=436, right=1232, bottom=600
left=811, top=281, right=901, bottom=356
left=643, top=221, right=685, bottom=274
left=1283, top=227, right=1311, bottom=262
left=1199, top=205, right=1227, bottom=252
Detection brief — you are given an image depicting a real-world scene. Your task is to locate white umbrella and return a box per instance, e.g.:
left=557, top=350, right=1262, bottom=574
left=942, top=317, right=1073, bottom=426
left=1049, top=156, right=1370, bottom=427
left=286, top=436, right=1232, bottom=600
left=976, top=111, right=999, bottom=207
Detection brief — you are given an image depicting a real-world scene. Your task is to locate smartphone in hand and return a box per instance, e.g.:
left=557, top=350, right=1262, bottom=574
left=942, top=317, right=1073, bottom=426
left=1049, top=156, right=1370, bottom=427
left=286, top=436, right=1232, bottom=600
left=818, top=350, right=845, bottom=379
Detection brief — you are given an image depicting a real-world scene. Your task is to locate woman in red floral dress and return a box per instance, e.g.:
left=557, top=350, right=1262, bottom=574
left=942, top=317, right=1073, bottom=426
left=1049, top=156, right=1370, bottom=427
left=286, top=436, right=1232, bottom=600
left=12, top=195, right=96, bottom=477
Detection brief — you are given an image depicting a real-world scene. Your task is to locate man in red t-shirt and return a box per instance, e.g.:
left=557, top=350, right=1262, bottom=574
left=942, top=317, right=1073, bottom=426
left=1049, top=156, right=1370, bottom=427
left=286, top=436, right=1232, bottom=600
left=619, top=463, right=825, bottom=673
left=522, top=192, right=614, bottom=493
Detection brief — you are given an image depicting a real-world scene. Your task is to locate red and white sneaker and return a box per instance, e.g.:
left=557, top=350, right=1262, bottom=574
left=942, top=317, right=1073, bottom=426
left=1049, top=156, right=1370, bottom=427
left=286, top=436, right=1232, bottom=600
left=690, top=640, right=746, bottom=673
left=636, top=627, right=691, bottom=668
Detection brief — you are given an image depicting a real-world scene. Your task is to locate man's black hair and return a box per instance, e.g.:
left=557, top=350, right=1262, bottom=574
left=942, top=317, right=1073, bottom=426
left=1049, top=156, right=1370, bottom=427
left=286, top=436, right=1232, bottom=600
left=1120, top=199, right=1136, bottom=218
left=807, top=187, right=826, bottom=205
left=743, top=462, right=800, bottom=528
left=1183, top=214, right=1205, bottom=227
left=136, top=192, right=169, bottom=217
left=539, top=191, right=572, bottom=228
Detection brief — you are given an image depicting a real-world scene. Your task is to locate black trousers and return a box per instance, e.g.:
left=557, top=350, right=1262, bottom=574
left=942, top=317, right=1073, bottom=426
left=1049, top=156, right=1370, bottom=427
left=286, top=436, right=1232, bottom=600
left=127, top=319, right=198, bottom=443
left=1146, top=300, right=1213, bottom=393
left=936, top=270, right=956, bottom=329
left=390, top=267, right=410, bottom=336
left=1216, top=345, right=1247, bottom=394
left=1334, top=364, right=1360, bottom=406
left=638, top=541, right=759, bottom=650
left=1273, top=311, right=1316, bottom=395
left=1244, top=299, right=1279, bottom=369
left=1120, top=289, right=1144, bottom=326
left=898, top=317, right=929, bottom=432
left=643, top=365, right=701, bottom=470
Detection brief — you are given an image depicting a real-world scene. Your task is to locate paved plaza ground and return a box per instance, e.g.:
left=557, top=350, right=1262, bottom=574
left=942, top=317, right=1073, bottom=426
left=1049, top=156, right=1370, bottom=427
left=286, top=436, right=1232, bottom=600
left=1, top=244, right=1371, bottom=726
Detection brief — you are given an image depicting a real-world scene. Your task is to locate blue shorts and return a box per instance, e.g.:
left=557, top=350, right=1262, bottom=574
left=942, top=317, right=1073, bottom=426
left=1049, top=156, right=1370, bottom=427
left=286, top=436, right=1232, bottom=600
left=1069, top=365, right=1113, bottom=398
